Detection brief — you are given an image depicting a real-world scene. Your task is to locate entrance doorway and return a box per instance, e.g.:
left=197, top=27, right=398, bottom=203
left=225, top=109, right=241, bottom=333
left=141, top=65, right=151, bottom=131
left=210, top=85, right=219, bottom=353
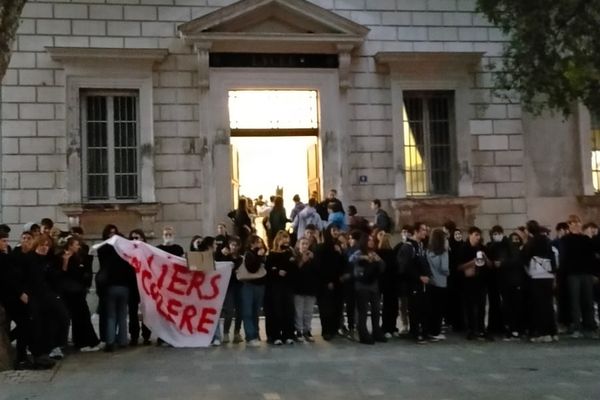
left=227, top=90, right=322, bottom=213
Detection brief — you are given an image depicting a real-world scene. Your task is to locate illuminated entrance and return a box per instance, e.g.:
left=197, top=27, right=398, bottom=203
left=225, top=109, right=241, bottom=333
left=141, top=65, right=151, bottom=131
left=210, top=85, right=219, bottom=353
left=228, top=90, right=321, bottom=209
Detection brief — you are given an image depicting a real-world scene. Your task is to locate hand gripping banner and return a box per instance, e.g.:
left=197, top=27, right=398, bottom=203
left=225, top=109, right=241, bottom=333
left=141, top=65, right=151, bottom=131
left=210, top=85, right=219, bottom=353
left=92, top=236, right=232, bottom=347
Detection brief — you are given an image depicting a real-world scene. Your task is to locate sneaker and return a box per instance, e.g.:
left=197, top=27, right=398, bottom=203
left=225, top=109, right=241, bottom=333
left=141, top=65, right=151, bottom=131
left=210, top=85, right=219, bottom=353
left=49, top=347, right=64, bottom=360
left=211, top=339, right=221, bottom=347
left=416, top=335, right=428, bottom=345
left=273, top=339, right=283, bottom=345
left=247, top=339, right=261, bottom=348
left=384, top=332, right=393, bottom=340
left=80, top=345, right=101, bottom=353
left=552, top=335, right=560, bottom=342
left=233, top=333, right=244, bottom=344
left=429, top=334, right=446, bottom=341
left=222, top=333, right=230, bottom=344
left=540, top=335, right=553, bottom=343
left=304, top=332, right=315, bottom=343
left=295, top=333, right=305, bottom=343
left=285, top=339, right=295, bottom=345
left=392, top=331, right=402, bottom=338
left=570, top=331, right=583, bottom=339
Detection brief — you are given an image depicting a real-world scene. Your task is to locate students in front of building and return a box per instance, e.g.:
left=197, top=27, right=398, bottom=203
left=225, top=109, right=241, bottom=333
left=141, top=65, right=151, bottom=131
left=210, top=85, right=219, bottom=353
left=265, top=196, right=288, bottom=248
left=55, top=237, right=100, bottom=352
left=292, top=237, right=318, bottom=342
left=398, top=222, right=431, bottom=344
left=293, top=197, right=322, bottom=240
left=327, top=201, right=347, bottom=232
left=315, top=225, right=345, bottom=341
left=498, top=233, right=526, bottom=340
left=157, top=226, right=184, bottom=257
left=264, top=231, right=296, bottom=345
left=25, top=235, right=70, bottom=360
left=560, top=215, right=598, bottom=338
left=240, top=235, right=268, bottom=347
left=370, top=199, right=393, bottom=233
left=349, top=233, right=385, bottom=345
left=376, top=231, right=399, bottom=339
left=484, top=226, right=508, bottom=336
left=127, top=229, right=152, bottom=346
left=218, top=237, right=244, bottom=344
left=97, top=225, right=134, bottom=352
left=522, top=220, right=558, bottom=342
left=426, top=228, right=450, bottom=341
left=458, top=227, right=490, bottom=341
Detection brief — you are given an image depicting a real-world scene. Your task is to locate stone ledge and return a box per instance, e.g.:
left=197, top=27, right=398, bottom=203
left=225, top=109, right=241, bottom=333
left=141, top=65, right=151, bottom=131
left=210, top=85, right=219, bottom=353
left=394, top=196, right=482, bottom=229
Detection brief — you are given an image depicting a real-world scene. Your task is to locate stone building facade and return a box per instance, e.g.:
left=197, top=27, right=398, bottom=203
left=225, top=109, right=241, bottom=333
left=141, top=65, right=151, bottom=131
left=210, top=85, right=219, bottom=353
left=1, top=0, right=598, bottom=241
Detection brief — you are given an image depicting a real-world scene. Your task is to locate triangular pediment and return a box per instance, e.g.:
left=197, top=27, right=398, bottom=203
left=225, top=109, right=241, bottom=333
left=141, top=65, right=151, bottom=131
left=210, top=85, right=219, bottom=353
left=178, top=0, right=368, bottom=52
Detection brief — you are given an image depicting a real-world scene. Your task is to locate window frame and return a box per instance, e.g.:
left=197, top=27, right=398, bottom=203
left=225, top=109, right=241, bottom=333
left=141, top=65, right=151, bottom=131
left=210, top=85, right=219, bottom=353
left=80, top=90, right=141, bottom=203
left=402, top=90, right=457, bottom=197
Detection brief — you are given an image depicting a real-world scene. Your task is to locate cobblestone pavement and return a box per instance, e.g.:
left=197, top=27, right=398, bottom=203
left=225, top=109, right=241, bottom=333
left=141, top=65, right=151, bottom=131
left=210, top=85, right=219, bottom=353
left=1, top=333, right=600, bottom=400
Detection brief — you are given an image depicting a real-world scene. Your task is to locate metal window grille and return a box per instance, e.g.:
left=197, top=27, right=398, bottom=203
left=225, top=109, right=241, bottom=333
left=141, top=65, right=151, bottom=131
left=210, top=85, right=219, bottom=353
left=81, top=92, right=139, bottom=202
left=591, top=110, right=600, bottom=193
left=402, top=91, right=455, bottom=196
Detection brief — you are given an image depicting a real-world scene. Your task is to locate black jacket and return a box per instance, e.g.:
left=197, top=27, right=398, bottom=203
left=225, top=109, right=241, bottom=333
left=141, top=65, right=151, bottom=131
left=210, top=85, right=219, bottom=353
left=97, top=244, right=135, bottom=289
left=559, top=233, right=597, bottom=275
left=266, top=249, right=296, bottom=287
left=54, top=252, right=91, bottom=295
left=291, top=254, right=319, bottom=296
left=314, top=242, right=345, bottom=291
left=243, top=249, right=266, bottom=285
left=397, top=239, right=431, bottom=287
left=0, top=252, right=24, bottom=305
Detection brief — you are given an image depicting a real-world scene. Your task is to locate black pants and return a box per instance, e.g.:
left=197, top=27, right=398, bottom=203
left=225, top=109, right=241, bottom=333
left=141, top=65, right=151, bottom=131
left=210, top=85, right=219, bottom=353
left=342, top=281, right=356, bottom=330
left=556, top=271, right=571, bottom=327
left=355, top=288, right=383, bottom=341
left=381, top=279, right=399, bottom=334
left=4, top=300, right=29, bottom=361
left=318, top=288, right=343, bottom=337
left=62, top=292, right=100, bottom=348
left=264, top=283, right=295, bottom=341
left=500, top=283, right=524, bottom=334
left=97, top=294, right=107, bottom=343
left=427, top=286, right=447, bottom=336
left=463, top=278, right=486, bottom=335
left=447, top=273, right=465, bottom=331
left=529, top=278, right=557, bottom=336
left=408, top=283, right=430, bottom=339
left=29, top=294, right=69, bottom=355
left=484, top=270, right=503, bottom=333
left=128, top=300, right=151, bottom=342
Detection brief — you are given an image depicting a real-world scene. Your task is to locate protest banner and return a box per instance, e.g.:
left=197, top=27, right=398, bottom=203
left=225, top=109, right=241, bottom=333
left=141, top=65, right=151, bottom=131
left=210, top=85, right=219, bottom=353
left=92, top=236, right=232, bottom=347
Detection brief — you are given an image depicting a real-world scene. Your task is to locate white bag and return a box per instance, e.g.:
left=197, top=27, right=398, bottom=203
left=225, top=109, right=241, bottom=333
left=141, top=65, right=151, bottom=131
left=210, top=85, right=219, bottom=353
left=527, top=256, right=553, bottom=279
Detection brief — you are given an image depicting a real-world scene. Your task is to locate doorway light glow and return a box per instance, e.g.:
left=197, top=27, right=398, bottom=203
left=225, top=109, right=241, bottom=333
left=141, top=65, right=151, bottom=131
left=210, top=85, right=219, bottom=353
left=229, top=90, right=319, bottom=129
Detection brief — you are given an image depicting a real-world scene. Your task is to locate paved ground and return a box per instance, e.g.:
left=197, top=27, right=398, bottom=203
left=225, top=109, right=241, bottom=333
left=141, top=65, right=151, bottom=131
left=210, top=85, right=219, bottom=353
left=2, top=330, right=600, bottom=400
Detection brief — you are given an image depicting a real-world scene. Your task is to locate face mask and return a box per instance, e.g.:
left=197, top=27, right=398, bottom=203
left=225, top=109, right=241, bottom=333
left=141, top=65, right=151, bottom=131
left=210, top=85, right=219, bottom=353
left=492, top=234, right=504, bottom=243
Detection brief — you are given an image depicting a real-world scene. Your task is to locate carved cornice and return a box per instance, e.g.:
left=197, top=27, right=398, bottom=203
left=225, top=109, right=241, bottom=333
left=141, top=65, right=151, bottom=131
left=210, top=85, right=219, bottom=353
left=47, top=47, right=168, bottom=65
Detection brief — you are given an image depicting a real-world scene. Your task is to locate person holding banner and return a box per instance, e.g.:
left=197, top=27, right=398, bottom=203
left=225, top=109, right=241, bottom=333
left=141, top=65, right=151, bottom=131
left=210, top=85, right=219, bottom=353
left=239, top=235, right=268, bottom=347
left=265, top=231, right=296, bottom=345
left=218, top=237, right=244, bottom=344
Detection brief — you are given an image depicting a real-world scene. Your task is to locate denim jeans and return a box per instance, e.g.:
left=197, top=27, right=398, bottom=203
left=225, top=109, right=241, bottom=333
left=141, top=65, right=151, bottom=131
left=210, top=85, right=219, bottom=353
left=105, top=286, right=129, bottom=346
left=294, top=295, right=316, bottom=334
left=568, top=274, right=597, bottom=331
left=241, top=282, right=264, bottom=341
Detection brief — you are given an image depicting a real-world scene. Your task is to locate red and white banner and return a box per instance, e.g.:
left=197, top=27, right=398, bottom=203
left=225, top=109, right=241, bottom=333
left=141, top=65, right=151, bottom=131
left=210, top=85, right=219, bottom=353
left=93, top=236, right=232, bottom=347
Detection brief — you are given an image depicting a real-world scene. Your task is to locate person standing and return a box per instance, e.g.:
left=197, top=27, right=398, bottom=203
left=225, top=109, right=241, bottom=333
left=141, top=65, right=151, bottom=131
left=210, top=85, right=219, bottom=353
left=458, top=227, right=491, bottom=341
left=293, top=198, right=322, bottom=240
left=552, top=222, right=570, bottom=329
left=426, top=228, right=450, bottom=341
left=498, top=233, right=527, bottom=340
left=55, top=237, right=100, bottom=352
left=484, top=226, right=507, bottom=335
left=218, top=237, right=244, bottom=344
left=240, top=235, right=267, bottom=347
left=349, top=233, right=386, bottom=344
left=289, top=195, right=305, bottom=223
left=265, top=196, right=288, bottom=248
left=559, top=215, right=598, bottom=338
left=377, top=231, right=399, bottom=339
left=370, top=199, right=393, bottom=233
left=157, top=226, right=184, bottom=257
left=317, top=189, right=344, bottom=221
left=522, top=220, right=558, bottom=342
left=229, top=198, right=254, bottom=248
left=127, top=229, right=152, bottom=345
left=291, top=238, right=318, bottom=342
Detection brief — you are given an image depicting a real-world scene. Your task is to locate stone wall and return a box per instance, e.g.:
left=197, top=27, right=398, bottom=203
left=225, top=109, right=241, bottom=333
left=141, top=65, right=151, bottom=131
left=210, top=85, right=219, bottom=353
left=0, top=0, right=573, bottom=241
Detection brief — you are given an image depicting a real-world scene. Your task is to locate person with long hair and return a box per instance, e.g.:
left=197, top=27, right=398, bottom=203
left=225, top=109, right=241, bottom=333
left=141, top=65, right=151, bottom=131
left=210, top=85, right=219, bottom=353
left=426, top=228, right=450, bottom=341
left=522, top=220, right=558, bottom=342
left=291, top=237, right=318, bottom=342
left=229, top=197, right=253, bottom=248
left=127, top=229, right=152, bottom=345
left=349, top=233, right=386, bottom=344
left=55, top=236, right=100, bottom=351
left=266, top=196, right=288, bottom=247
left=219, top=236, right=244, bottom=344
left=240, top=235, right=267, bottom=347
left=377, top=231, right=399, bottom=339
left=25, top=235, right=70, bottom=361
left=315, top=225, right=346, bottom=340
left=264, top=230, right=296, bottom=345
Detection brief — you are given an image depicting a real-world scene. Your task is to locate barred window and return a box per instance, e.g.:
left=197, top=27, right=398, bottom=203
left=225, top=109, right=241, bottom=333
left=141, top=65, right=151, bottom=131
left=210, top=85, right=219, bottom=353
left=592, top=110, right=600, bottom=193
left=81, top=91, right=139, bottom=202
left=402, top=91, right=455, bottom=196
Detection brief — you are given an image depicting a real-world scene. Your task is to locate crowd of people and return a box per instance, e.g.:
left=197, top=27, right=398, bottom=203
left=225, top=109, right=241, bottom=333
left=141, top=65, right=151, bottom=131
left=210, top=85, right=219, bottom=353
left=1, top=191, right=600, bottom=371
